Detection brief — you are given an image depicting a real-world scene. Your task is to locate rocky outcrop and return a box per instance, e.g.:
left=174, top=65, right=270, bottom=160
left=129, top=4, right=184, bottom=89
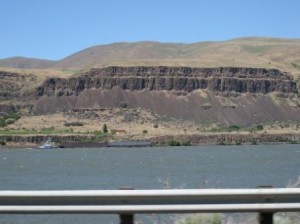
left=0, top=103, right=33, bottom=113
left=0, top=71, right=37, bottom=99
left=35, top=66, right=298, bottom=97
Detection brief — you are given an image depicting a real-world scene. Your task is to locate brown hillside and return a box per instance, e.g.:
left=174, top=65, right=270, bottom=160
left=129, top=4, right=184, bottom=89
left=0, top=57, right=56, bottom=69
left=1, top=37, right=300, bottom=78
left=51, top=38, right=300, bottom=78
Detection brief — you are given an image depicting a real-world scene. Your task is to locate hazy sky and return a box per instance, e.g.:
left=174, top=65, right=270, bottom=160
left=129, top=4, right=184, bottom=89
left=1, top=0, right=299, bottom=60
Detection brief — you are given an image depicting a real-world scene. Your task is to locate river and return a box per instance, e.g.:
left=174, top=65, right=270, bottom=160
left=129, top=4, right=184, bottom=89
left=0, top=144, right=299, bottom=223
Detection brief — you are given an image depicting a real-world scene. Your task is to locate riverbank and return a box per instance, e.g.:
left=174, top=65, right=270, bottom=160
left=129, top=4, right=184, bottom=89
left=0, top=132, right=299, bottom=148
left=151, top=132, right=300, bottom=146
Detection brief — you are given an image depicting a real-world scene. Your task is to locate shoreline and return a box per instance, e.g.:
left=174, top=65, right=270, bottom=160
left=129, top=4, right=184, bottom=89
left=0, top=142, right=298, bottom=150
left=1, top=132, right=300, bottom=149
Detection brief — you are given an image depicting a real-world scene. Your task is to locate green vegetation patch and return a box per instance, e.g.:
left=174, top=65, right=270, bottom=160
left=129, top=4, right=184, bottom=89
left=102, top=124, right=108, bottom=133
left=177, top=213, right=221, bottom=224
left=291, top=62, right=300, bottom=70
left=0, top=112, right=21, bottom=128
left=209, top=125, right=241, bottom=132
left=61, top=69, right=80, bottom=75
left=0, top=127, right=73, bottom=135
left=243, top=45, right=271, bottom=54
left=249, top=124, right=264, bottom=132
left=168, top=140, right=191, bottom=146
left=64, top=122, right=84, bottom=127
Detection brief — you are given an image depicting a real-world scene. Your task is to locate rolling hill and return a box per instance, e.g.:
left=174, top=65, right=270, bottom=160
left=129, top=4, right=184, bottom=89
left=0, top=57, right=56, bottom=69
left=1, top=37, right=300, bottom=78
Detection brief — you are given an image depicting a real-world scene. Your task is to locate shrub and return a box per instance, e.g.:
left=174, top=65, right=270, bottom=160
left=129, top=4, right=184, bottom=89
left=0, top=141, right=6, bottom=146
left=182, top=141, right=191, bottom=146
left=0, top=112, right=21, bottom=127
left=251, top=140, right=257, bottom=145
left=64, top=122, right=84, bottom=127
left=142, top=130, right=148, bottom=134
left=256, top=124, right=264, bottom=131
left=5, top=118, right=16, bottom=125
left=153, top=124, right=159, bottom=128
left=0, top=119, right=6, bottom=127
left=118, top=102, right=128, bottom=108
left=249, top=124, right=265, bottom=133
left=201, top=103, right=212, bottom=110
left=228, top=125, right=240, bottom=131
left=93, top=130, right=103, bottom=135
left=168, top=140, right=181, bottom=146
left=235, top=141, right=241, bottom=145
left=8, top=113, right=21, bottom=120
left=177, top=213, right=221, bottom=224
left=103, top=124, right=108, bottom=133
left=40, top=127, right=55, bottom=134
left=275, top=137, right=287, bottom=142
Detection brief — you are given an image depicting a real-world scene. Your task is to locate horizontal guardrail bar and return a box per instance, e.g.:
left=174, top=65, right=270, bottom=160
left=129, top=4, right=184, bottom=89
left=1, top=188, right=300, bottom=207
left=1, top=188, right=300, bottom=197
left=1, top=189, right=299, bottom=224
left=1, top=203, right=300, bottom=214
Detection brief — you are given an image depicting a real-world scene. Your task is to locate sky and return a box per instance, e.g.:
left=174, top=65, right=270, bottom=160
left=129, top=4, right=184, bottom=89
left=0, top=0, right=299, bottom=60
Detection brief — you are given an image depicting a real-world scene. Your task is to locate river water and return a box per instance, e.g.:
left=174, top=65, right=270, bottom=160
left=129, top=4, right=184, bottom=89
left=0, top=144, right=299, bottom=223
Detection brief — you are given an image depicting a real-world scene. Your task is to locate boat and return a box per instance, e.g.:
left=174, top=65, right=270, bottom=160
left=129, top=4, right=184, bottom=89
left=38, top=138, right=59, bottom=149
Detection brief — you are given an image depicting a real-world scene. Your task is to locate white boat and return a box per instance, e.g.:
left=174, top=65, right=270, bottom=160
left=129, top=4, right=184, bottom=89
left=38, top=138, right=59, bottom=149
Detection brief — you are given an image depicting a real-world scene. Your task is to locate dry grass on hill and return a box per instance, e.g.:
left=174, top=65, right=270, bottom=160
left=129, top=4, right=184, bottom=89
left=2, top=37, right=300, bottom=79
left=7, top=109, right=200, bottom=138
left=4, top=107, right=300, bottom=139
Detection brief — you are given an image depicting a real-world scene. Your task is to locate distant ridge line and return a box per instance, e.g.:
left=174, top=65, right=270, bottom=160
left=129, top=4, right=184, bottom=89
left=0, top=37, right=300, bottom=77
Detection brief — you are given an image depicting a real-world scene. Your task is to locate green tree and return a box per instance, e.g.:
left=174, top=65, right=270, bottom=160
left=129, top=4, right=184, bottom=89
left=256, top=124, right=264, bottom=131
left=103, top=123, right=108, bottom=133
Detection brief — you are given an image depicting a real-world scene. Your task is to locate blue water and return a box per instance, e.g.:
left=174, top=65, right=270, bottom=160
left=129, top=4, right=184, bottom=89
left=0, top=144, right=299, bottom=223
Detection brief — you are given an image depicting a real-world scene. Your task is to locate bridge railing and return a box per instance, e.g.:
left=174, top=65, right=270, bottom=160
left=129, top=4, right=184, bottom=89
left=1, top=188, right=300, bottom=224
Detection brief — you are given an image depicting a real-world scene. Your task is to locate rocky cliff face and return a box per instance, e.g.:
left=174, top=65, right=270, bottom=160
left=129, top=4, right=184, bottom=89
left=0, top=66, right=296, bottom=126
left=0, top=71, right=37, bottom=99
left=35, top=66, right=298, bottom=97
left=0, top=71, right=37, bottom=113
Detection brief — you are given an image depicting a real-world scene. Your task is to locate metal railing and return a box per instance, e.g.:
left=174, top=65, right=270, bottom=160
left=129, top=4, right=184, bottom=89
left=1, top=188, right=300, bottom=224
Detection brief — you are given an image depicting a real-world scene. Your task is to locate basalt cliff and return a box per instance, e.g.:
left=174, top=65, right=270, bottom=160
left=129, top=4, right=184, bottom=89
left=35, top=66, right=298, bottom=97
left=22, top=66, right=299, bottom=126
left=0, top=66, right=299, bottom=126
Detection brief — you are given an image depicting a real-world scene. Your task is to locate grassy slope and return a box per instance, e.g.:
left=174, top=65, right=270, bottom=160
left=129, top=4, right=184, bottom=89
left=2, top=37, right=300, bottom=78
left=51, top=37, right=300, bottom=78
left=4, top=108, right=300, bottom=140
left=0, top=57, right=56, bottom=69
